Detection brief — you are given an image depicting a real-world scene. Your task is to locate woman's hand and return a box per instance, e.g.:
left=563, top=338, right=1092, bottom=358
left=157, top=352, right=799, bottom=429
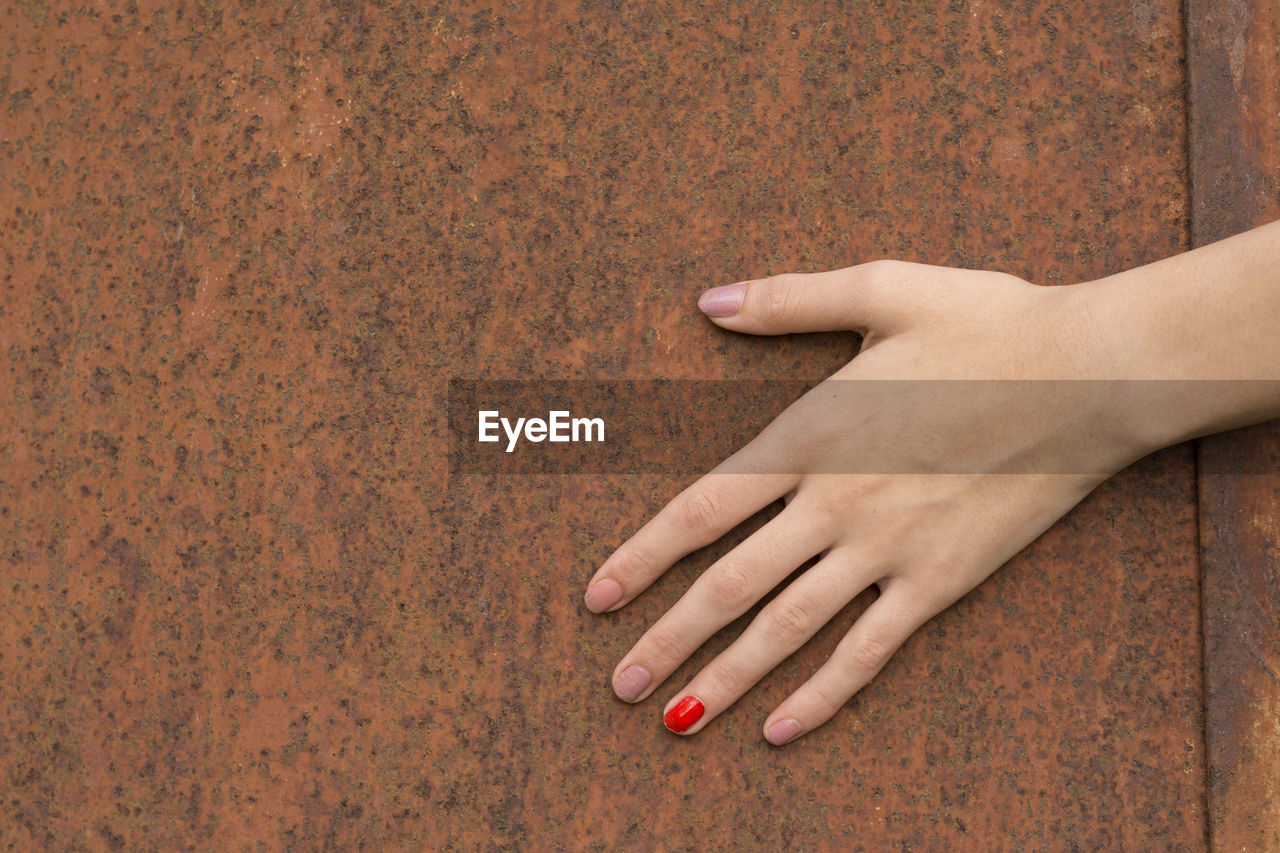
left=583, top=260, right=1153, bottom=745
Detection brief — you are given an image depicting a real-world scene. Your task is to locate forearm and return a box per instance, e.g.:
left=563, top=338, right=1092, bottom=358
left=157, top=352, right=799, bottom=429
left=1072, top=220, right=1280, bottom=452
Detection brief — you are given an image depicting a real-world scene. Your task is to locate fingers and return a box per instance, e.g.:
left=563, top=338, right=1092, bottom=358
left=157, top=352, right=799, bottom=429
left=657, top=547, right=872, bottom=735
left=697, top=260, right=913, bottom=337
left=610, top=501, right=832, bottom=704
left=584, top=470, right=797, bottom=614
left=762, top=579, right=936, bottom=746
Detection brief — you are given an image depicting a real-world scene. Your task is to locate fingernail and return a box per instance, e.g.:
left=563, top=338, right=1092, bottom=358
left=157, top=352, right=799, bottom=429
left=766, top=718, right=802, bottom=746
left=613, top=665, right=651, bottom=702
left=698, top=283, right=746, bottom=317
left=663, top=696, right=705, bottom=733
left=584, top=578, right=622, bottom=613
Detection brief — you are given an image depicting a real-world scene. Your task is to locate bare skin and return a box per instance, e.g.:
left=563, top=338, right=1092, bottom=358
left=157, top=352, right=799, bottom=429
left=584, top=220, right=1280, bottom=745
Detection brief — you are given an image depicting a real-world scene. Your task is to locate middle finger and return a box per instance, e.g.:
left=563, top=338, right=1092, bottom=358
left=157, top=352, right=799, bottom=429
left=611, top=501, right=832, bottom=703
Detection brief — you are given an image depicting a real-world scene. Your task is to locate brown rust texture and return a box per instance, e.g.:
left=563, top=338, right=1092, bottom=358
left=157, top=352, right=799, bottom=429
left=1197, top=429, right=1280, bottom=852
left=1186, top=0, right=1280, bottom=247
left=1189, top=0, right=1280, bottom=848
left=1, top=0, right=1208, bottom=849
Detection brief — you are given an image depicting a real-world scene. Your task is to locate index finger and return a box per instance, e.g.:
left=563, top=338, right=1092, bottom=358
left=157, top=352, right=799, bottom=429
left=584, top=469, right=797, bottom=613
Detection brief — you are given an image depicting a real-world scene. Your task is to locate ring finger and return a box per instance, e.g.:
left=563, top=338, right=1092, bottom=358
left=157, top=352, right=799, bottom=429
left=611, top=500, right=833, bottom=704
left=657, top=546, right=878, bottom=734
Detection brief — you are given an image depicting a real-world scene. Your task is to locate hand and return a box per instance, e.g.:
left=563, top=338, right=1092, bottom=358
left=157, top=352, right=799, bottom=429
left=583, top=260, right=1151, bottom=745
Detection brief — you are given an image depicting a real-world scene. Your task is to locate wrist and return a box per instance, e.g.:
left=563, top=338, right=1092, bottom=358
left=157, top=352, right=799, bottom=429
left=1063, top=259, right=1280, bottom=460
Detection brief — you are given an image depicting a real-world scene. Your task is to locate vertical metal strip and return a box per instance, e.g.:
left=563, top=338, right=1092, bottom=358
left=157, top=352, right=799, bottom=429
left=1187, top=0, right=1280, bottom=847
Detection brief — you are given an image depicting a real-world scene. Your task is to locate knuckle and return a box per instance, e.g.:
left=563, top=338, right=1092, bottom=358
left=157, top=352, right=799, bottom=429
left=856, top=259, right=906, bottom=302
left=847, top=635, right=892, bottom=671
left=705, top=561, right=754, bottom=610
left=859, top=258, right=904, bottom=284
left=613, top=540, right=657, bottom=585
left=674, top=488, right=722, bottom=536
left=758, top=274, right=801, bottom=324
left=808, top=681, right=845, bottom=720
left=645, top=627, right=685, bottom=666
left=703, top=664, right=741, bottom=698
left=768, top=601, right=814, bottom=643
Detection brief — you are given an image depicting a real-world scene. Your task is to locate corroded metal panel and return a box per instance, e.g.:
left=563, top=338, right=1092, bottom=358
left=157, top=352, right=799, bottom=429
left=1189, top=0, right=1280, bottom=847
left=1198, top=429, right=1280, bottom=852
left=0, top=0, right=1206, bottom=849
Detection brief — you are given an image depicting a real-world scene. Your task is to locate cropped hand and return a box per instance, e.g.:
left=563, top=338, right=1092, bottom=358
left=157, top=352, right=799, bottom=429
left=584, top=261, right=1149, bottom=744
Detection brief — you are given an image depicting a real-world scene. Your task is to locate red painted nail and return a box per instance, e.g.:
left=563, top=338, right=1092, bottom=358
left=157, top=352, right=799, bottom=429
left=664, top=696, right=705, bottom=734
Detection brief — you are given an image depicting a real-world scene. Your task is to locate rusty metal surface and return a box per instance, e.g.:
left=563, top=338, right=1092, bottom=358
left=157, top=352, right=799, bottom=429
left=0, top=0, right=1208, bottom=849
left=1186, top=0, right=1280, bottom=248
left=1198, top=429, right=1280, bottom=852
left=1188, top=0, right=1280, bottom=848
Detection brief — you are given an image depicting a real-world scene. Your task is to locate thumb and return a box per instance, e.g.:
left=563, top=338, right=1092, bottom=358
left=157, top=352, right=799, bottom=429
left=697, top=260, right=910, bottom=337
